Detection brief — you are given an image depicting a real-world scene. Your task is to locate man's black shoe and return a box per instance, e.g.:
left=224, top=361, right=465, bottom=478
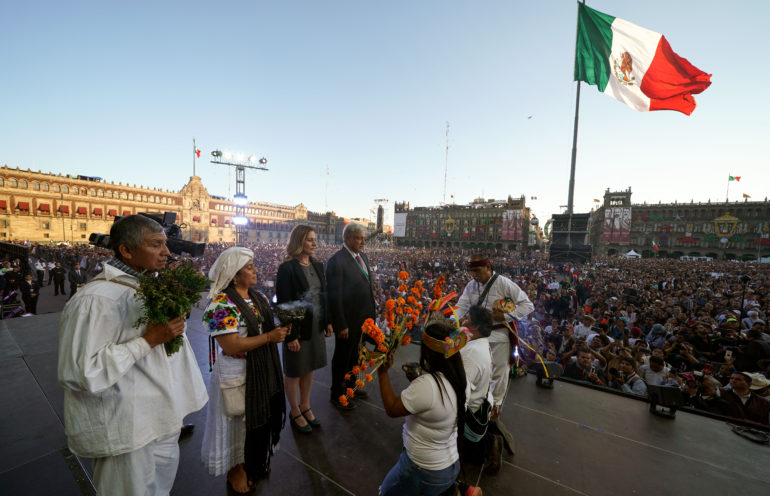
left=331, top=397, right=357, bottom=410
left=179, top=424, right=195, bottom=439
left=354, top=389, right=368, bottom=399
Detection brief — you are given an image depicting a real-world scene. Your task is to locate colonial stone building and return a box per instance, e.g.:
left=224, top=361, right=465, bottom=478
left=394, top=196, right=533, bottom=251
left=0, top=165, right=344, bottom=244
left=589, top=188, right=770, bottom=260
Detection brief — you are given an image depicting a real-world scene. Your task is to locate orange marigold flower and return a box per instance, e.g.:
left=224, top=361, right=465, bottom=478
left=339, top=395, right=349, bottom=406
left=410, top=288, right=420, bottom=297
left=397, top=297, right=405, bottom=306
left=385, top=299, right=396, bottom=311
left=344, top=373, right=351, bottom=381
left=406, top=321, right=413, bottom=330
left=402, top=335, right=412, bottom=345
left=355, top=379, right=365, bottom=389
left=352, top=366, right=361, bottom=375
left=395, top=307, right=403, bottom=315
left=346, top=388, right=355, bottom=398
left=377, top=344, right=387, bottom=352
left=398, top=284, right=407, bottom=292
left=407, top=296, right=417, bottom=305
left=416, top=303, right=423, bottom=309
left=365, top=373, right=373, bottom=382
left=415, top=281, right=423, bottom=288
left=369, top=358, right=376, bottom=367
left=398, top=271, right=409, bottom=280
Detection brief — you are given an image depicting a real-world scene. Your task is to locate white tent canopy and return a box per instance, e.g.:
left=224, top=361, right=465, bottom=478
left=622, top=250, right=641, bottom=259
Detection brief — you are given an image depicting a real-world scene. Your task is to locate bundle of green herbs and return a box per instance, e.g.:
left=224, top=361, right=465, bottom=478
left=134, top=260, right=210, bottom=356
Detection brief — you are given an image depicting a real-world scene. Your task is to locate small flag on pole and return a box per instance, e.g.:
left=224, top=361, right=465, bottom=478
left=593, top=199, right=601, bottom=203
left=652, top=240, right=659, bottom=251
left=743, top=193, right=751, bottom=199
left=530, top=196, right=537, bottom=200
left=729, top=175, right=741, bottom=182
left=196, top=149, right=201, bottom=158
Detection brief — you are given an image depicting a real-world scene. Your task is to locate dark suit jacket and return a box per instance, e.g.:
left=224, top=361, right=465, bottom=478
left=275, top=259, right=328, bottom=342
left=68, top=269, right=87, bottom=287
left=19, top=279, right=40, bottom=297
left=51, top=267, right=66, bottom=282
left=325, top=248, right=376, bottom=337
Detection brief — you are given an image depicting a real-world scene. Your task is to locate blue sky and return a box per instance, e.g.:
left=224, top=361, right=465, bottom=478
left=2, top=1, right=768, bottom=227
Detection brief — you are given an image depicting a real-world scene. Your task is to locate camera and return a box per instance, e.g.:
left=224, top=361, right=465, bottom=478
left=89, top=212, right=206, bottom=257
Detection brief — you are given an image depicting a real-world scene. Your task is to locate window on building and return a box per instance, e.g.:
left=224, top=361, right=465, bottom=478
left=90, top=189, right=96, bottom=196
left=0, top=177, right=4, bottom=186
left=33, top=181, right=40, bottom=190
left=79, top=222, right=87, bottom=231
left=44, top=233, right=50, bottom=238
left=19, top=179, right=28, bottom=188
left=129, top=193, right=134, bottom=200
left=106, top=190, right=113, bottom=198
left=42, top=183, right=49, bottom=191
left=9, top=178, right=17, bottom=187
left=62, top=185, right=69, bottom=193
left=72, top=186, right=78, bottom=194
left=42, top=222, right=50, bottom=230
left=97, top=189, right=104, bottom=197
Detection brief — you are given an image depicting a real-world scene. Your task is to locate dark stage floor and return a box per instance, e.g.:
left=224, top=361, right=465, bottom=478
left=2, top=305, right=769, bottom=496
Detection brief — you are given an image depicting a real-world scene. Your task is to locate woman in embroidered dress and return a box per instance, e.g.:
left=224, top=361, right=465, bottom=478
left=201, top=247, right=289, bottom=493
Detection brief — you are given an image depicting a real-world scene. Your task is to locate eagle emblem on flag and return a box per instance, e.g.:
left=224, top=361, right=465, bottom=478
left=613, top=51, right=635, bottom=86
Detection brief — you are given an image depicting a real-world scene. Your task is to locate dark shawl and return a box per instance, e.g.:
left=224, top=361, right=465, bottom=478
left=224, top=286, right=285, bottom=478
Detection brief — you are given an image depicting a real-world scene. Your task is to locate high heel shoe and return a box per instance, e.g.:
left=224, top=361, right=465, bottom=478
left=301, top=408, right=321, bottom=427
left=290, top=413, right=312, bottom=434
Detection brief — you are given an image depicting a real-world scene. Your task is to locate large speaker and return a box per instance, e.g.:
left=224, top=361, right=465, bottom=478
left=549, top=213, right=592, bottom=263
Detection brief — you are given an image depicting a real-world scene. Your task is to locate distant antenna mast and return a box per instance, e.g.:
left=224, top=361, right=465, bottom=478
left=443, top=121, right=450, bottom=203
left=325, top=165, right=329, bottom=211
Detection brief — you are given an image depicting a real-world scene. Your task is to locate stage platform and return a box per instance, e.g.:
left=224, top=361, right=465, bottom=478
left=2, top=306, right=769, bottom=496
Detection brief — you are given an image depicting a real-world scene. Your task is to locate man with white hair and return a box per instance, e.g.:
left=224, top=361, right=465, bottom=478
left=326, top=222, right=376, bottom=410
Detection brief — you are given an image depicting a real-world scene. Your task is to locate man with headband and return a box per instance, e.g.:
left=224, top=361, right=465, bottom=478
left=455, top=253, right=534, bottom=455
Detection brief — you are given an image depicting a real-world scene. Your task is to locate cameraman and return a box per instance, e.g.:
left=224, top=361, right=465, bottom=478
left=57, top=215, right=208, bottom=495
left=608, top=357, right=648, bottom=397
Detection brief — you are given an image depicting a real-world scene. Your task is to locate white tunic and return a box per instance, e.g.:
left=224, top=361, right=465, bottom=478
left=57, top=264, right=208, bottom=458
left=455, top=272, right=535, bottom=344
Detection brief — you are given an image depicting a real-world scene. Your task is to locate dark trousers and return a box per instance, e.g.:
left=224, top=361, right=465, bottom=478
left=330, top=329, right=363, bottom=398
left=48, top=272, right=54, bottom=285
left=68, top=284, right=78, bottom=300
left=22, top=295, right=38, bottom=315
left=54, top=280, right=66, bottom=296
left=36, top=270, right=44, bottom=286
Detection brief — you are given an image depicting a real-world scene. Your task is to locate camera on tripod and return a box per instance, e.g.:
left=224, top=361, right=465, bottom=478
left=89, top=212, right=206, bottom=257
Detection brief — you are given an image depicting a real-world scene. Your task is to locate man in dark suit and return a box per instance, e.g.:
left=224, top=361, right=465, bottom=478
left=52, top=262, right=66, bottom=296
left=326, top=222, right=376, bottom=410
left=68, top=264, right=88, bottom=300
left=19, top=273, right=40, bottom=314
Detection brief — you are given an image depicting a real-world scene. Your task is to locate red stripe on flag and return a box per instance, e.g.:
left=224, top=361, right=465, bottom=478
left=642, top=36, right=712, bottom=115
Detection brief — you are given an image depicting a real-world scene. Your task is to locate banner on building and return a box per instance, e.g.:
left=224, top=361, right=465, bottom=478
left=602, top=207, right=632, bottom=244
left=393, top=213, right=407, bottom=237
left=501, top=210, right=523, bottom=241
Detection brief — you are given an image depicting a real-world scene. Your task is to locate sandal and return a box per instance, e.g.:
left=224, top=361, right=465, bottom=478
left=301, top=408, right=321, bottom=427
left=290, top=412, right=312, bottom=434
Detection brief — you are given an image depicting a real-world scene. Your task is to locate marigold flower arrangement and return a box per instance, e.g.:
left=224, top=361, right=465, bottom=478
left=338, top=270, right=425, bottom=405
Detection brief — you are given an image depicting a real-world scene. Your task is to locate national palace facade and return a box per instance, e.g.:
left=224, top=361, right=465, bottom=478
left=0, top=165, right=346, bottom=244
left=589, top=188, right=770, bottom=260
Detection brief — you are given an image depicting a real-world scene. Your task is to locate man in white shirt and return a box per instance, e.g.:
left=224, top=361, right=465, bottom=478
left=460, top=305, right=502, bottom=474
left=455, top=253, right=534, bottom=455
left=58, top=215, right=207, bottom=496
left=573, top=315, right=595, bottom=340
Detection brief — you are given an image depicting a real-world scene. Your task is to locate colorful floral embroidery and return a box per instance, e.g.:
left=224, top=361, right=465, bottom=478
left=203, top=293, right=262, bottom=336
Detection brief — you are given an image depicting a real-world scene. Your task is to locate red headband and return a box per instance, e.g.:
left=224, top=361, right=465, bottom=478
left=466, top=259, right=490, bottom=268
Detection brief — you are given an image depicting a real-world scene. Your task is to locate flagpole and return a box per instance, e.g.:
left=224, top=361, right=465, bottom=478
left=726, top=173, right=730, bottom=202
left=566, top=0, right=586, bottom=245
left=193, top=137, right=197, bottom=177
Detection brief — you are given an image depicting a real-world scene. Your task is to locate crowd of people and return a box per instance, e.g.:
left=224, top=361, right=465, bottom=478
left=6, top=218, right=770, bottom=495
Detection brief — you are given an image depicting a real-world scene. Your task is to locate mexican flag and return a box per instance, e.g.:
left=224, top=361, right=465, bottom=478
left=575, top=3, right=712, bottom=115
left=652, top=240, right=659, bottom=252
